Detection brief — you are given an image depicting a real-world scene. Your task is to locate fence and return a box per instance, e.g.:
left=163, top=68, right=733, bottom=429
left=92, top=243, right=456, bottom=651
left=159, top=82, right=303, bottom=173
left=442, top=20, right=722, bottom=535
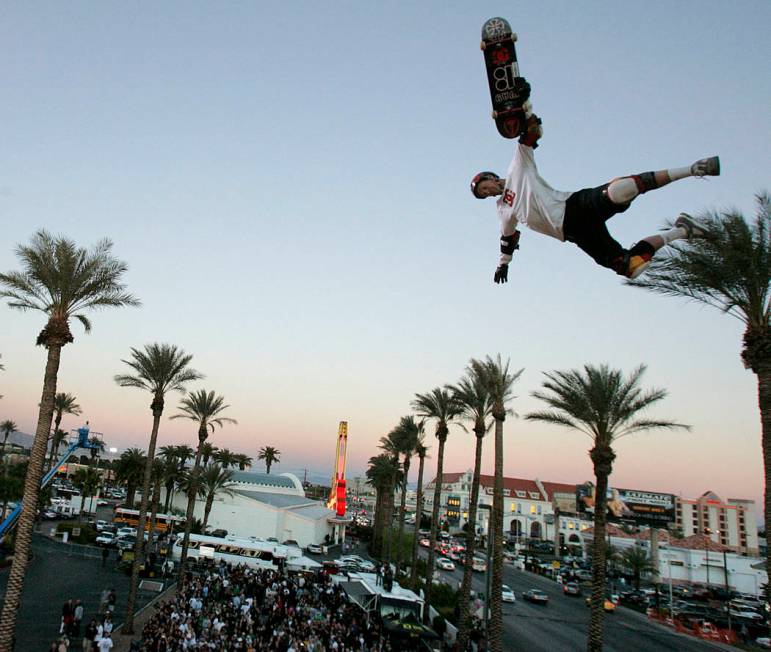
left=33, top=532, right=103, bottom=560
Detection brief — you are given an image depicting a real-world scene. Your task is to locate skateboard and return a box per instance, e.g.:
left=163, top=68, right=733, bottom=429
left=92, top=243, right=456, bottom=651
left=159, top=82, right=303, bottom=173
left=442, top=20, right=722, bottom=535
left=481, top=17, right=527, bottom=139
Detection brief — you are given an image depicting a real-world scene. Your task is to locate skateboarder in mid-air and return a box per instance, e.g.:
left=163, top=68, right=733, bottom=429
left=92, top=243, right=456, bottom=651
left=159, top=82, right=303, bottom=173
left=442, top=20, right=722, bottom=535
left=471, top=82, right=719, bottom=282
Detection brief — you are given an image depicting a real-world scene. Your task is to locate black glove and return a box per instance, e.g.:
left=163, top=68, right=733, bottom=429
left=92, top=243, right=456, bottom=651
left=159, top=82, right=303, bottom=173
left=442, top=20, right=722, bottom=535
left=494, top=264, right=509, bottom=284
left=514, top=78, right=531, bottom=102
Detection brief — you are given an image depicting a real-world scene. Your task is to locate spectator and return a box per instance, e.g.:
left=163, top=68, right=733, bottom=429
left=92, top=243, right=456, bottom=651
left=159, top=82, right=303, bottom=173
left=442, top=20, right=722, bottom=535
left=97, top=631, right=113, bottom=651
left=73, top=599, right=84, bottom=637
left=83, top=619, right=98, bottom=652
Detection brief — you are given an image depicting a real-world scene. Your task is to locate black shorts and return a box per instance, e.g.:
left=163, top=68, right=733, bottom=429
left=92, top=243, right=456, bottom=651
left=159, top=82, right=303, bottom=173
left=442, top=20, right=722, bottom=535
left=562, top=184, right=631, bottom=269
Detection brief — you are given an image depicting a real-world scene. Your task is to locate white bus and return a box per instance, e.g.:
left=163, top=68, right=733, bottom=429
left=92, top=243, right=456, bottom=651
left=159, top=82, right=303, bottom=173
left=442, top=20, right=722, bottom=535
left=171, top=533, right=317, bottom=572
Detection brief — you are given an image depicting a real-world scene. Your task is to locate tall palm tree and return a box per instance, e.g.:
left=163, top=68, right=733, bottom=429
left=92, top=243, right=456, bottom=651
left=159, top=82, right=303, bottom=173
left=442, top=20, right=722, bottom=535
left=630, top=195, right=770, bottom=591
left=114, top=342, right=201, bottom=632
left=366, top=454, right=401, bottom=558
left=158, top=445, right=181, bottom=513
left=170, top=389, right=236, bottom=579
left=0, top=420, right=17, bottom=461
left=213, top=447, right=239, bottom=469
left=409, top=437, right=429, bottom=586
left=72, top=466, right=101, bottom=516
left=411, top=387, right=463, bottom=623
left=47, top=392, right=82, bottom=470
left=257, top=446, right=281, bottom=473
left=391, top=416, right=421, bottom=577
left=469, top=355, right=521, bottom=652
left=199, top=464, right=236, bottom=530
left=0, top=231, right=137, bottom=648
left=378, top=428, right=406, bottom=565
left=147, top=458, right=165, bottom=540
left=621, top=546, right=656, bottom=590
left=449, top=364, right=493, bottom=650
left=114, top=448, right=147, bottom=508
left=233, top=453, right=253, bottom=471
left=527, top=363, right=687, bottom=652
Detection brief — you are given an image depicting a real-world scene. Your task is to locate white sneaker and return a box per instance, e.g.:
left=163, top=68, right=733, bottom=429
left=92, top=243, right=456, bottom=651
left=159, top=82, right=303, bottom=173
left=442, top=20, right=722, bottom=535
left=690, top=156, right=720, bottom=177
left=675, top=213, right=710, bottom=239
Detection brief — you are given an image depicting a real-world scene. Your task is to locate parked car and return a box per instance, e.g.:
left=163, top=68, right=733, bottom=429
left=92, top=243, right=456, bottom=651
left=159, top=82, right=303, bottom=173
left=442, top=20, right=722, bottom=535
left=436, top=558, right=455, bottom=571
left=95, top=520, right=109, bottom=532
left=41, top=510, right=60, bottom=520
left=117, top=536, right=137, bottom=552
left=306, top=543, right=323, bottom=555
left=472, top=557, right=487, bottom=573
left=522, top=589, right=549, bottom=605
left=502, top=585, right=516, bottom=603
left=95, top=532, right=117, bottom=547
left=96, top=499, right=111, bottom=507
left=116, top=527, right=136, bottom=539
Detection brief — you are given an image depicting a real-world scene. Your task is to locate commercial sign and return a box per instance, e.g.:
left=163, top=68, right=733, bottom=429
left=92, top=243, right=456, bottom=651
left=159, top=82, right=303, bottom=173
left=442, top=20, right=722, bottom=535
left=446, top=495, right=461, bottom=524
left=576, top=483, right=675, bottom=526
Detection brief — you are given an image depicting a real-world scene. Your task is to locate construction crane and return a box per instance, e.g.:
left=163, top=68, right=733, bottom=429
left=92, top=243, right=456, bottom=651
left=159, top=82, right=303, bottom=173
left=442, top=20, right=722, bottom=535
left=0, top=423, right=104, bottom=539
left=327, top=421, right=348, bottom=517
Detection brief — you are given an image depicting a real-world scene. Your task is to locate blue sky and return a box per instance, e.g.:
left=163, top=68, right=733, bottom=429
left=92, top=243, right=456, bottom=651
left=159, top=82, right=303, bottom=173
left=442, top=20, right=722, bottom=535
left=1, top=2, right=769, bottom=510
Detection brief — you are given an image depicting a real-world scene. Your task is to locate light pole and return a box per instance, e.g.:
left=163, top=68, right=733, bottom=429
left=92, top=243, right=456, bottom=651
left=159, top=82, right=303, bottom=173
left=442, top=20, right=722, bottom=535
left=703, top=527, right=712, bottom=589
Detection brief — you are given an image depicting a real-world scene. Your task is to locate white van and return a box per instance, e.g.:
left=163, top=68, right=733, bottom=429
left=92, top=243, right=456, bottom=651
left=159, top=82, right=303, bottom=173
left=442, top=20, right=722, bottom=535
left=472, top=557, right=487, bottom=572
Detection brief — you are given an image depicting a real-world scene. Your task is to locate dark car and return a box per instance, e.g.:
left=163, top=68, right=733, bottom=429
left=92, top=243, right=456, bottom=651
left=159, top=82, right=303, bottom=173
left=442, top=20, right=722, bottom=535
left=563, top=582, right=581, bottom=596
left=522, top=589, right=549, bottom=605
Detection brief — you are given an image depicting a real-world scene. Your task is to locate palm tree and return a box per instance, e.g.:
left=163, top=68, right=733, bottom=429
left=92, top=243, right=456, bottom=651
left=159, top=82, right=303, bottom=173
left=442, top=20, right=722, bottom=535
left=0, top=231, right=138, bottom=648
left=621, top=546, right=656, bottom=590
left=170, top=389, right=236, bottom=579
left=72, top=467, right=101, bottom=516
left=391, top=416, right=421, bottom=577
left=470, top=355, right=522, bottom=652
left=629, top=194, right=770, bottom=592
left=233, top=453, right=252, bottom=471
left=114, top=447, right=147, bottom=508
left=158, top=446, right=181, bottom=513
left=213, top=447, right=239, bottom=469
left=411, top=387, right=463, bottom=623
left=527, top=363, right=687, bottom=652
left=378, top=427, right=407, bottom=565
left=366, top=454, right=401, bottom=558
left=409, top=437, right=429, bottom=586
left=449, top=364, right=493, bottom=650
left=47, top=393, right=82, bottom=470
left=147, top=458, right=165, bottom=541
left=0, top=420, right=17, bottom=460
left=200, top=442, right=218, bottom=467
left=114, top=342, right=201, bottom=633
left=199, top=464, right=236, bottom=530
left=258, top=446, right=282, bottom=473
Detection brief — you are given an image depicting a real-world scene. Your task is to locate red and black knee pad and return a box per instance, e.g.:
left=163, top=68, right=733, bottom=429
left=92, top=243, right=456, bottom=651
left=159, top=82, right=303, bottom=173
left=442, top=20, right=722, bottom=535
left=630, top=172, right=658, bottom=194
left=610, top=241, right=655, bottom=277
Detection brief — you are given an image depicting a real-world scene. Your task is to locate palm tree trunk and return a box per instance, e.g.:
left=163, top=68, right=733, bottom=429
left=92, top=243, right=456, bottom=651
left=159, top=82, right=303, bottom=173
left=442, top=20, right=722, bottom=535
left=177, top=442, right=204, bottom=582
left=203, top=494, right=214, bottom=530
left=457, top=432, right=485, bottom=650
left=410, top=454, right=426, bottom=586
left=383, top=479, right=396, bottom=564
left=488, top=419, right=505, bottom=652
left=163, top=481, right=174, bottom=514
left=371, top=491, right=383, bottom=557
left=46, top=414, right=62, bottom=472
left=0, top=343, right=62, bottom=649
left=587, top=445, right=614, bottom=652
left=395, top=457, right=410, bottom=576
left=123, top=402, right=163, bottom=634
left=757, top=365, right=771, bottom=605
left=423, top=435, right=446, bottom=624
left=148, top=477, right=161, bottom=544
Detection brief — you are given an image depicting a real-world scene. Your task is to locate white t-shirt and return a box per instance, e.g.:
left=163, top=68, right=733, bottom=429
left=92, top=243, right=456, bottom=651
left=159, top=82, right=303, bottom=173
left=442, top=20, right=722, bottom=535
left=496, top=144, right=573, bottom=265
left=97, top=637, right=114, bottom=651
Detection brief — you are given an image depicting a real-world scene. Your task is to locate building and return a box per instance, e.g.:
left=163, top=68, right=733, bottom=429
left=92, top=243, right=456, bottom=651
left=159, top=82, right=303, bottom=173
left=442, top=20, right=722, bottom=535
left=675, top=491, right=759, bottom=555
left=167, top=470, right=347, bottom=548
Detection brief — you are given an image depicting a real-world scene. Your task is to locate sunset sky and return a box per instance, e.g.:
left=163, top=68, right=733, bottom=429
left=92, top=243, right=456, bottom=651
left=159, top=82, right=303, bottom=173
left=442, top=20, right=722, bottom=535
left=1, top=3, right=769, bottom=514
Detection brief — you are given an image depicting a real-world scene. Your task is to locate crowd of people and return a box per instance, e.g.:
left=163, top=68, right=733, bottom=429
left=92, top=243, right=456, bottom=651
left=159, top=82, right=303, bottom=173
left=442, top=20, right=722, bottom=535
left=140, top=562, right=396, bottom=651
left=50, top=589, right=118, bottom=651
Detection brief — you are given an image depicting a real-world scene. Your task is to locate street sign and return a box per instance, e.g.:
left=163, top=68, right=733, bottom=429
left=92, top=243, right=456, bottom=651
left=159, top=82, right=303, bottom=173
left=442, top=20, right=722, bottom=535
left=552, top=561, right=560, bottom=569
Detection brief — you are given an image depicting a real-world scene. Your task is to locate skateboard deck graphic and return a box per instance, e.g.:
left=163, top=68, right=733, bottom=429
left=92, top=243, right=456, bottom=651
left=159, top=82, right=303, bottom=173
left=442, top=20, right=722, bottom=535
left=481, top=17, right=527, bottom=139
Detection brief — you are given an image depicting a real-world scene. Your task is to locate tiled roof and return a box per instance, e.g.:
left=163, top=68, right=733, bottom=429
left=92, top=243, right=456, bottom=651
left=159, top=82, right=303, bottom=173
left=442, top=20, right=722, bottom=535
left=478, top=475, right=543, bottom=497
left=427, top=472, right=466, bottom=486
left=540, top=481, right=578, bottom=499
left=633, top=528, right=671, bottom=543
left=582, top=524, right=635, bottom=539
left=669, top=533, right=729, bottom=552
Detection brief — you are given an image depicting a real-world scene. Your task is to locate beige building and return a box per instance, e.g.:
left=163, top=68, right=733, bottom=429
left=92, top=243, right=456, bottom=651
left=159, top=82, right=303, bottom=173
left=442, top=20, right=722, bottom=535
left=675, top=490, right=758, bottom=555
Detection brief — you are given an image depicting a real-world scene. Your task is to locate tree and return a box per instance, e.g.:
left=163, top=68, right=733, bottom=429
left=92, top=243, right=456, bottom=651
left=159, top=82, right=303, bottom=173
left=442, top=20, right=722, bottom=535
left=147, top=458, right=165, bottom=541
left=170, top=389, right=236, bottom=579
left=0, top=231, right=138, bottom=648
left=527, top=363, right=687, bottom=652
left=471, top=355, right=522, bottom=652
left=72, top=467, right=101, bottom=516
left=199, top=464, right=236, bottom=530
left=366, top=454, right=401, bottom=558
left=409, top=437, right=429, bottom=586
left=47, top=393, right=82, bottom=471
left=114, top=342, right=201, bottom=633
left=621, top=546, right=656, bottom=590
left=233, top=453, right=252, bottom=471
left=448, top=364, right=493, bottom=651
left=257, top=446, right=281, bottom=474
left=0, top=420, right=17, bottom=460
left=158, top=446, right=181, bottom=513
left=391, top=416, right=421, bottom=577
left=212, top=447, right=238, bottom=469
left=411, top=387, right=463, bottom=623
left=378, top=428, right=406, bottom=564
left=114, top=448, right=147, bottom=508
left=629, top=195, right=770, bottom=596
left=200, top=442, right=218, bottom=467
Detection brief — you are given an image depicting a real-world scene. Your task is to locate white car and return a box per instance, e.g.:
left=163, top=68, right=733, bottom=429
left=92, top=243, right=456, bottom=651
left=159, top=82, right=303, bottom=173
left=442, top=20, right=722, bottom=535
left=306, top=543, right=323, bottom=554
left=116, top=526, right=136, bottom=539
left=95, top=520, right=109, bottom=532
left=502, top=585, right=516, bottom=603
left=95, top=532, right=117, bottom=547
left=339, top=555, right=375, bottom=571
left=436, top=557, right=455, bottom=571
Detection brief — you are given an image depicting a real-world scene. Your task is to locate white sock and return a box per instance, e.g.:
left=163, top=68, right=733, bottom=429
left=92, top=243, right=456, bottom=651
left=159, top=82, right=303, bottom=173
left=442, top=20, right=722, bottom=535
left=667, top=166, right=691, bottom=181
left=661, top=226, right=686, bottom=244
left=606, top=177, right=639, bottom=204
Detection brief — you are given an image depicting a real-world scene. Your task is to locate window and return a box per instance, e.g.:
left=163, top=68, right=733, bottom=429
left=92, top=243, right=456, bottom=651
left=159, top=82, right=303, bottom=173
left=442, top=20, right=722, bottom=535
left=568, top=522, right=574, bottom=530
left=517, top=503, right=522, bottom=514
left=561, top=522, right=567, bottom=530
left=530, top=505, right=536, bottom=515
left=537, top=505, right=542, bottom=515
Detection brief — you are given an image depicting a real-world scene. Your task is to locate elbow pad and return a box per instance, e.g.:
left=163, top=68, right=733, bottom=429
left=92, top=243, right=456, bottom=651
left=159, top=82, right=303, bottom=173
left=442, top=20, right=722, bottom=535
left=500, top=231, right=521, bottom=256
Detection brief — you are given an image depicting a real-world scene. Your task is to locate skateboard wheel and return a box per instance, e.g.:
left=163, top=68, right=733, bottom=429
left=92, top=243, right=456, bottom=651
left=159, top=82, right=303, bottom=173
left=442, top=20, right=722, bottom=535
left=512, top=32, right=518, bottom=42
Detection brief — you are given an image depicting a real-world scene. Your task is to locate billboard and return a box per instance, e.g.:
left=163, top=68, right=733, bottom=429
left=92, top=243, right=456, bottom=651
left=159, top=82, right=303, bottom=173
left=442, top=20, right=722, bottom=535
left=576, top=483, right=675, bottom=526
